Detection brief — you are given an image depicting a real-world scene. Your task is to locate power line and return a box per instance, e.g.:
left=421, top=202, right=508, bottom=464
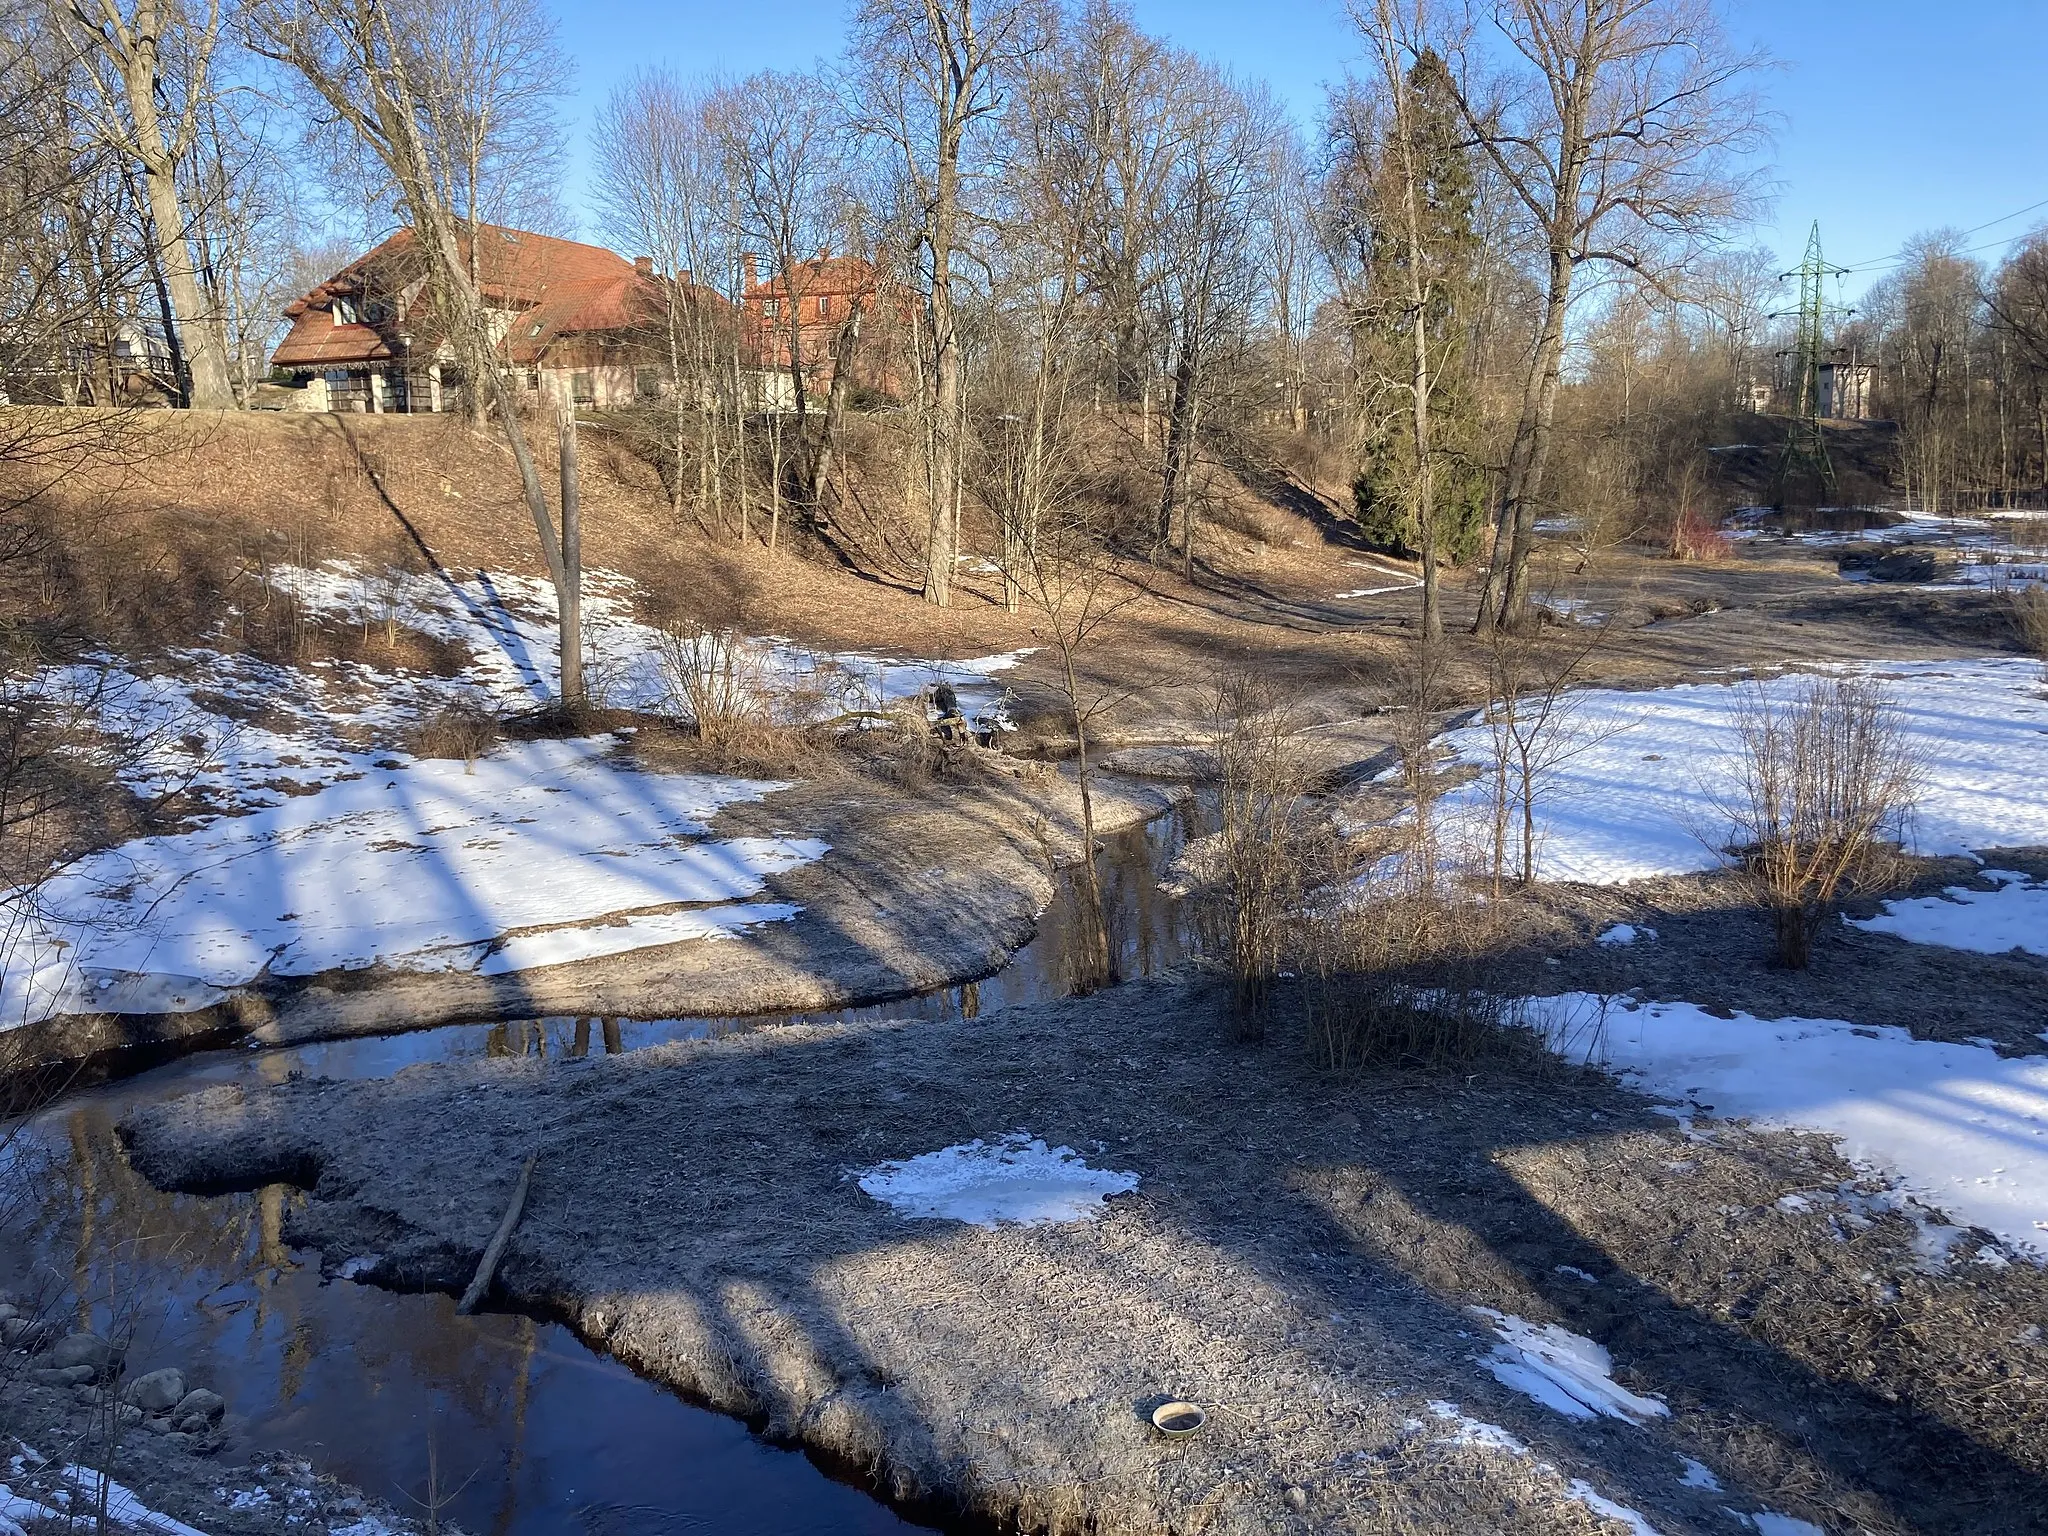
left=1834, top=193, right=2048, bottom=275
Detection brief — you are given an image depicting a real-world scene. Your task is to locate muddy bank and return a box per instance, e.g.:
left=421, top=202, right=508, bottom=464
left=0, top=768, right=1177, bottom=1076
left=122, top=975, right=2048, bottom=1536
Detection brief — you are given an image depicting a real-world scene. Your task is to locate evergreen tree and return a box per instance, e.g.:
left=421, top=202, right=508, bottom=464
left=1341, top=50, right=1487, bottom=564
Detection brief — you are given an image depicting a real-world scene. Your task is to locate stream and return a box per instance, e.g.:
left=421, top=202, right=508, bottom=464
left=1, top=797, right=1207, bottom=1535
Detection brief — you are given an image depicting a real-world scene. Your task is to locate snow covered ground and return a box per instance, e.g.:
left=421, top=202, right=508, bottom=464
left=267, top=560, right=1033, bottom=726
left=3, top=737, right=819, bottom=1025
left=857, top=1135, right=1139, bottom=1225
left=1850, top=868, right=2048, bottom=956
left=0, top=564, right=1042, bottom=1028
left=1527, top=993, right=2048, bottom=1258
left=1435, top=658, right=2048, bottom=884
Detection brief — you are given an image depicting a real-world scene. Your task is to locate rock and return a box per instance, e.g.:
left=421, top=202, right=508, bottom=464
left=164, top=1432, right=192, bottom=1449
left=117, top=1403, right=144, bottom=1427
left=45, top=1332, right=117, bottom=1371
left=1283, top=1485, right=1309, bottom=1514
left=0, top=1302, right=17, bottom=1320
left=173, top=1388, right=224, bottom=1423
left=142, top=1415, right=173, bottom=1435
left=121, top=1368, right=186, bottom=1412
left=32, top=1365, right=95, bottom=1387
left=329, top=1495, right=366, bottom=1516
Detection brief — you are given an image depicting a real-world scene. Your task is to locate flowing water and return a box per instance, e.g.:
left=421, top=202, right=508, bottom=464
left=1, top=797, right=1208, bottom=1535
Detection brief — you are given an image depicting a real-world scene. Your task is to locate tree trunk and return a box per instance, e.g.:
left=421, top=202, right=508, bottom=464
left=129, top=121, right=231, bottom=407
left=1479, top=244, right=1572, bottom=633
left=558, top=408, right=584, bottom=705
left=809, top=300, right=864, bottom=503
left=923, top=121, right=963, bottom=607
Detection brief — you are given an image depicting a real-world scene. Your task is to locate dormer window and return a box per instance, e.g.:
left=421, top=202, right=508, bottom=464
left=333, top=297, right=360, bottom=325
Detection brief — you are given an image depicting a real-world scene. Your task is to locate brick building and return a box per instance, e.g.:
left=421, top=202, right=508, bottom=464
left=741, top=252, right=901, bottom=400
left=270, top=224, right=714, bottom=413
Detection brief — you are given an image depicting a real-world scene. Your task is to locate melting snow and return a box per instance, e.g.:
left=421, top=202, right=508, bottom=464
left=1530, top=993, right=2048, bottom=1257
left=1596, top=923, right=1655, bottom=947
left=267, top=561, right=1032, bottom=726
left=1435, top=659, right=2048, bottom=884
left=1, top=738, right=819, bottom=1026
left=857, top=1135, right=1139, bottom=1226
left=1424, top=1403, right=1662, bottom=1534
left=1473, top=1309, right=1668, bottom=1422
left=1678, top=1457, right=1721, bottom=1490
left=1850, top=869, right=2048, bottom=957
left=1748, top=1516, right=1825, bottom=1536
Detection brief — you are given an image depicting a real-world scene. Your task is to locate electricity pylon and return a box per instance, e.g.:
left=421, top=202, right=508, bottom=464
left=1773, top=223, right=1852, bottom=504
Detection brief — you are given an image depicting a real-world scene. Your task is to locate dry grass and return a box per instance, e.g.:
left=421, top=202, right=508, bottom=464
left=403, top=701, right=501, bottom=769
left=2006, top=582, right=2048, bottom=675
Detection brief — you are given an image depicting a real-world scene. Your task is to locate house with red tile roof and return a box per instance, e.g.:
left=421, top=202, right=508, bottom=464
left=270, top=224, right=719, bottom=413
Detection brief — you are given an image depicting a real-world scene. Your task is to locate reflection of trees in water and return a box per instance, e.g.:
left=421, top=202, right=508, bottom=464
left=488, top=1016, right=632, bottom=1060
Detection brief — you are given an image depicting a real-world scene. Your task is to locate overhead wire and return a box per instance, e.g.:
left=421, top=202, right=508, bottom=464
left=1833, top=193, right=2048, bottom=275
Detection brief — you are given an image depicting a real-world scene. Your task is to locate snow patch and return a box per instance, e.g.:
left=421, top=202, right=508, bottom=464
left=1748, top=1516, right=1825, bottom=1536
left=1435, top=659, right=2048, bottom=884
left=1424, top=1403, right=1662, bottom=1534
left=857, top=1135, right=1138, bottom=1226
left=1473, top=1309, right=1668, bottom=1422
left=1850, top=870, right=2048, bottom=957
left=1530, top=993, right=2048, bottom=1257
left=1596, top=923, right=1655, bottom=947
left=1678, top=1457, right=1721, bottom=1491
left=0, top=738, right=822, bottom=1025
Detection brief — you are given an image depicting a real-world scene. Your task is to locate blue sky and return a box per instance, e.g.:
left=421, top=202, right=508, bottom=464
left=548, top=0, right=2047, bottom=300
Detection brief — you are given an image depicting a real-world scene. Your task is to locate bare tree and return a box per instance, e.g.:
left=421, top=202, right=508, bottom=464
left=595, top=68, right=745, bottom=531
left=1444, top=0, right=1767, bottom=631
left=53, top=0, right=236, bottom=408
left=711, top=69, right=846, bottom=528
left=850, top=0, right=1047, bottom=606
left=248, top=0, right=587, bottom=701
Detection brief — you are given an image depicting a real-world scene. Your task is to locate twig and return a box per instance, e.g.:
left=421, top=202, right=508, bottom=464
left=456, top=1153, right=537, bottom=1315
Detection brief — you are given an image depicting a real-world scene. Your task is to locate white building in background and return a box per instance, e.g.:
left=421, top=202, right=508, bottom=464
left=1819, top=361, right=1874, bottom=420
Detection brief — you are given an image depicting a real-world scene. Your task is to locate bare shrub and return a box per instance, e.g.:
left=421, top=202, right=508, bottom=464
left=1203, top=673, right=1331, bottom=1032
left=656, top=622, right=762, bottom=745
left=1480, top=620, right=1622, bottom=891
left=1716, top=674, right=1922, bottom=969
left=2005, top=583, right=2048, bottom=676
left=1666, top=504, right=1731, bottom=562
left=406, top=702, right=501, bottom=771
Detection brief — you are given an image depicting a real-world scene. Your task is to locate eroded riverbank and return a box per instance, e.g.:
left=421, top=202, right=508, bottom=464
left=117, top=974, right=2048, bottom=1536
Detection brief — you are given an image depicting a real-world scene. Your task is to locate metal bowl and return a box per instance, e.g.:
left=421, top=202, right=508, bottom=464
left=1150, top=1400, right=1207, bottom=1437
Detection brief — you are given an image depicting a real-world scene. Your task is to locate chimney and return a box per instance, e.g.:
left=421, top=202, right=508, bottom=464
left=679, top=269, right=692, bottom=286
left=634, top=255, right=653, bottom=275
left=742, top=252, right=757, bottom=287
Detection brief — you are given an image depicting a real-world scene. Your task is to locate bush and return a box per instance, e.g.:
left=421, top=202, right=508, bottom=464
left=656, top=622, right=762, bottom=745
left=406, top=701, right=501, bottom=770
left=2005, top=583, right=2048, bottom=676
left=1719, top=674, right=1921, bottom=968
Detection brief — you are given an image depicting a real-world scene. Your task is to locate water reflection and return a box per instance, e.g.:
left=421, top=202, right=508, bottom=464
left=0, top=798, right=1207, bottom=1534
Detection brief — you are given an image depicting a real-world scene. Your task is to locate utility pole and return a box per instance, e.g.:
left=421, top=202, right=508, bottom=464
left=1771, top=223, right=1852, bottom=505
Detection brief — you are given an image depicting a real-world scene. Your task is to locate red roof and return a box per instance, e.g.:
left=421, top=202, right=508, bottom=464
left=744, top=254, right=879, bottom=306
left=271, top=224, right=706, bottom=372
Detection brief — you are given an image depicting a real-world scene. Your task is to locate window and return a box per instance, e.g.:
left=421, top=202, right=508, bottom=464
left=816, top=294, right=829, bottom=318
left=762, top=298, right=778, bottom=319
left=634, top=366, right=659, bottom=400
left=572, top=371, right=595, bottom=405
left=333, top=297, right=359, bottom=325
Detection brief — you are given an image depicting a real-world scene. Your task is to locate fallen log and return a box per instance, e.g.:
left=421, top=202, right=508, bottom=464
left=456, top=1152, right=537, bottom=1315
